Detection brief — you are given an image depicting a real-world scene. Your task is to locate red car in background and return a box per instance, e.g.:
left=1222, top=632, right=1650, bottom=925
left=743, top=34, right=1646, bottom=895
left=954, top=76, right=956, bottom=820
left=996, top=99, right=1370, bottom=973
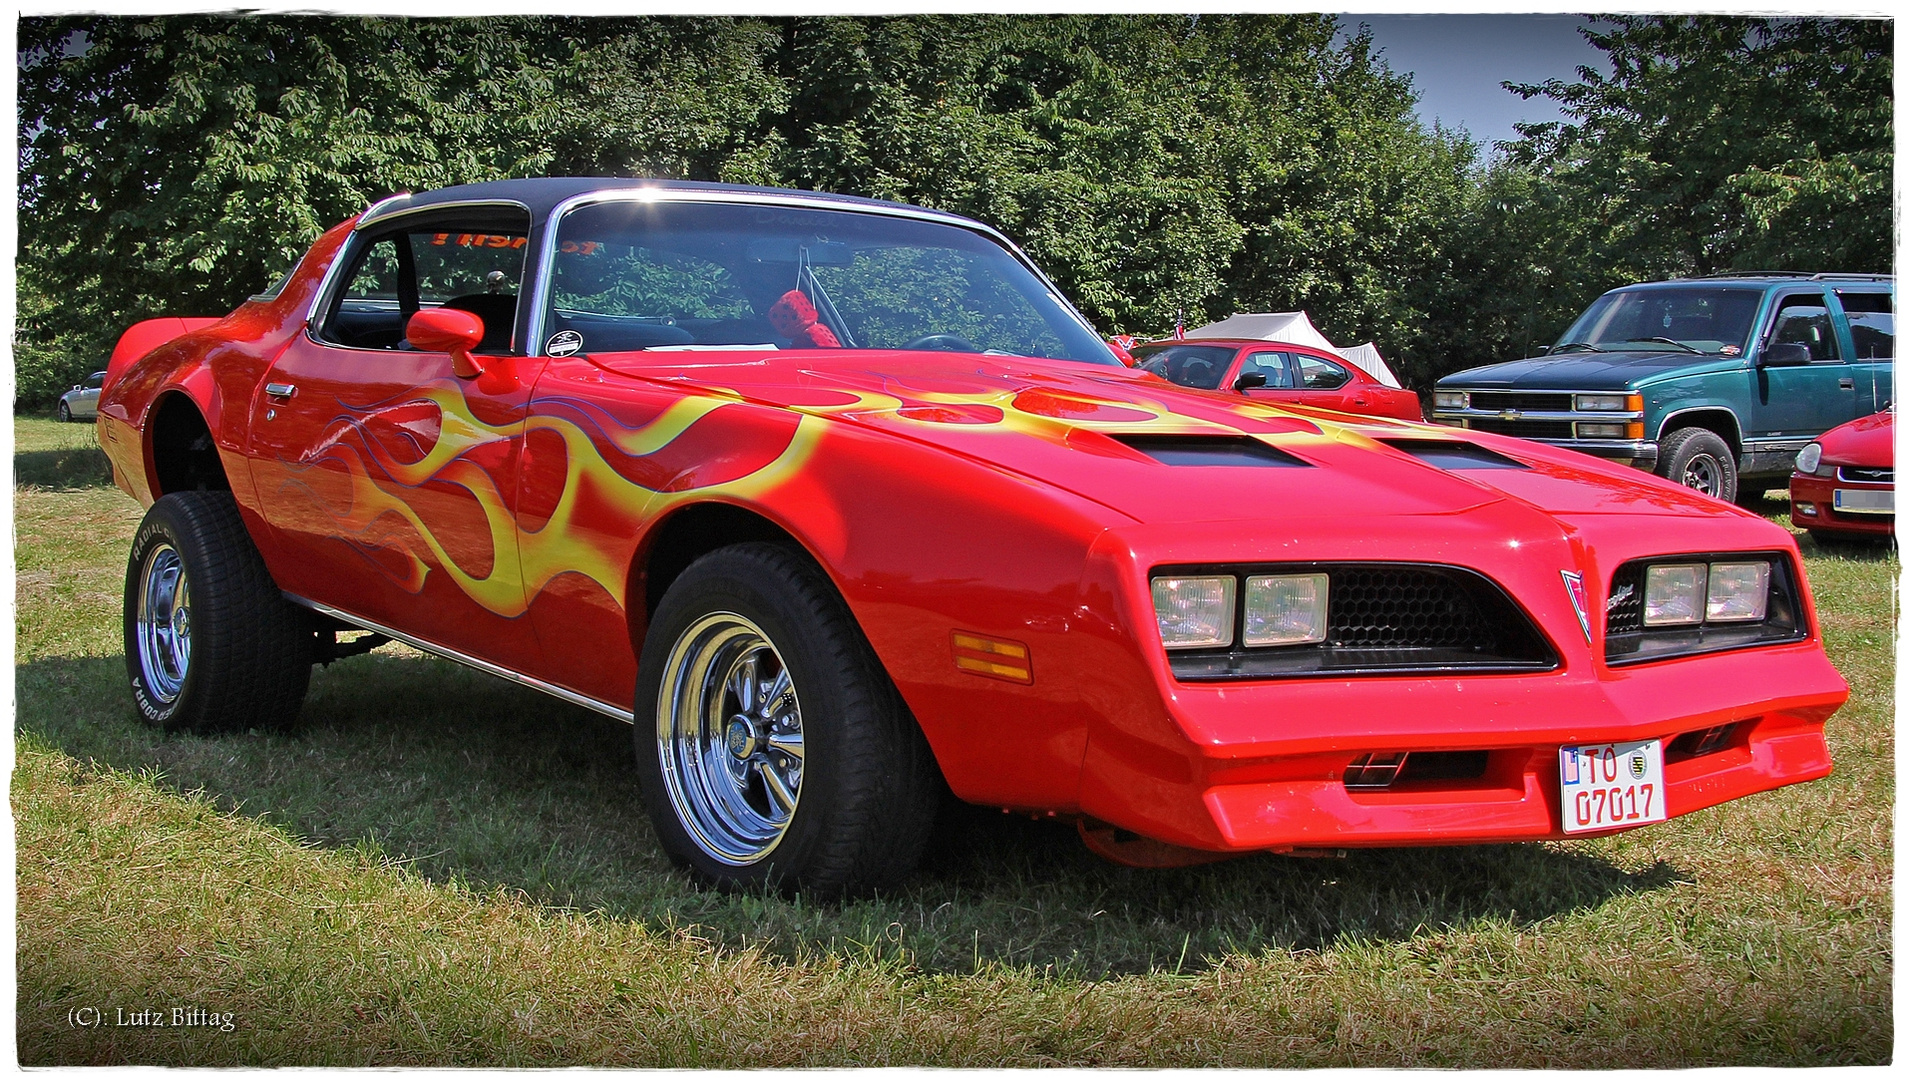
left=1132, top=338, right=1423, bottom=421
left=1790, top=410, right=1894, bottom=541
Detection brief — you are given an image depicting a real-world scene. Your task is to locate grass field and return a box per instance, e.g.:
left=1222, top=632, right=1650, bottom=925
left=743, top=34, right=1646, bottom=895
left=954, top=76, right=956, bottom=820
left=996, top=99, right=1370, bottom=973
left=13, top=415, right=1895, bottom=1065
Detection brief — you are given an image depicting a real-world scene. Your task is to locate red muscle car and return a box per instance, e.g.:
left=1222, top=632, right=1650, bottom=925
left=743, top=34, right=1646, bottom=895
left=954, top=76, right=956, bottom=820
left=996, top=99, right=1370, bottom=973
left=1790, top=410, right=1894, bottom=540
left=99, top=179, right=1847, bottom=895
left=1132, top=338, right=1423, bottom=422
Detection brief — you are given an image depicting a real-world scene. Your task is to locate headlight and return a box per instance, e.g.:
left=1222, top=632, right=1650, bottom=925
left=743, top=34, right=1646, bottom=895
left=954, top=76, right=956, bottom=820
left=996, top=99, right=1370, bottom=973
left=1643, top=560, right=1772, bottom=626
left=1795, top=443, right=1822, bottom=474
left=1576, top=421, right=1627, bottom=439
left=1643, top=564, right=1707, bottom=626
left=1706, top=562, right=1770, bottom=622
left=1434, top=390, right=1469, bottom=410
left=1575, top=393, right=1630, bottom=412
left=1242, top=573, right=1329, bottom=646
left=1151, top=576, right=1235, bottom=648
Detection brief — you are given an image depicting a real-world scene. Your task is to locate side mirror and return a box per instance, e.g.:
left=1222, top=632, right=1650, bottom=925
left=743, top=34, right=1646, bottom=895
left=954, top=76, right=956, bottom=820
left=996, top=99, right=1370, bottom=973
left=1534, top=345, right=1552, bottom=355
left=1233, top=371, right=1268, bottom=392
left=406, top=308, right=486, bottom=378
left=1758, top=341, right=1811, bottom=368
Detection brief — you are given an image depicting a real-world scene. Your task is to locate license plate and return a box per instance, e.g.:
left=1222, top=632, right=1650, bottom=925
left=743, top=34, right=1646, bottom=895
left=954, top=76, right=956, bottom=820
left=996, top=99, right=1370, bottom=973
left=1559, top=740, right=1666, bottom=834
left=1833, top=488, right=1893, bottom=514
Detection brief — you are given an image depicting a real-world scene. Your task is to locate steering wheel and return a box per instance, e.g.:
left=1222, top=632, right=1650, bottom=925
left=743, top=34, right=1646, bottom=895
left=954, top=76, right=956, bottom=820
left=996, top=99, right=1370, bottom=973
left=903, top=334, right=981, bottom=353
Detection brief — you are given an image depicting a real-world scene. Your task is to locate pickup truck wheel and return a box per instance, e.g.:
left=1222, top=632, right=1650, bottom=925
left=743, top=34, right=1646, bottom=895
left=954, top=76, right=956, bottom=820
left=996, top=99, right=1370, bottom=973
left=1658, top=428, right=1737, bottom=502
left=123, top=491, right=312, bottom=733
left=635, top=542, right=940, bottom=897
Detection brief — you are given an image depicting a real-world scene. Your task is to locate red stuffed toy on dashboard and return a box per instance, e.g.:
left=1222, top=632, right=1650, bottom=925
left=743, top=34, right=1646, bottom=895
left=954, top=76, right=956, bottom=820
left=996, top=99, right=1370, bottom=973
left=767, top=289, right=841, bottom=348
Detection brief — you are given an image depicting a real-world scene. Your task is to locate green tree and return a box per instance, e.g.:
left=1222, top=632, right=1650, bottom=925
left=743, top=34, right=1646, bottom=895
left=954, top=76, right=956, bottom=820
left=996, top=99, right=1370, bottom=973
left=1506, top=16, right=1893, bottom=279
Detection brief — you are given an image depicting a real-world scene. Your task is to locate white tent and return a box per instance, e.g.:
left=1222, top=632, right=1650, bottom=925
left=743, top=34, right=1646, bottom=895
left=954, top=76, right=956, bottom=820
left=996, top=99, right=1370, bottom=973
left=1184, top=312, right=1403, bottom=388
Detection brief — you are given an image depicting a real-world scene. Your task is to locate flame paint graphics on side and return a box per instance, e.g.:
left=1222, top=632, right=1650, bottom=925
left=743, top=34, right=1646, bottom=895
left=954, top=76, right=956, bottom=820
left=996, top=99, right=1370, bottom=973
left=283, top=377, right=818, bottom=618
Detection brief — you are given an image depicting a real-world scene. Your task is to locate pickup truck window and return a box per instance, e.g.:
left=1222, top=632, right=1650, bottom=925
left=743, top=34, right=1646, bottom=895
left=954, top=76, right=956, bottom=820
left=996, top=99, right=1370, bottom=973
left=1768, top=297, right=1843, bottom=362
left=1837, top=291, right=1895, bottom=358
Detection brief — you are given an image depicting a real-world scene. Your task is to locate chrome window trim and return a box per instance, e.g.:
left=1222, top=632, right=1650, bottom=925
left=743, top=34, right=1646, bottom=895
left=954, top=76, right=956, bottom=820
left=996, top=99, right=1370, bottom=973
left=285, top=593, right=636, bottom=723
left=307, top=198, right=536, bottom=343
left=523, top=187, right=1107, bottom=359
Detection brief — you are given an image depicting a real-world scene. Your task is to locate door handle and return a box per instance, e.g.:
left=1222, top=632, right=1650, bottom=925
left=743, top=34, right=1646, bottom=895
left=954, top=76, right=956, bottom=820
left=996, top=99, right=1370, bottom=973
left=264, top=383, right=298, bottom=401
left=1839, top=378, right=1855, bottom=390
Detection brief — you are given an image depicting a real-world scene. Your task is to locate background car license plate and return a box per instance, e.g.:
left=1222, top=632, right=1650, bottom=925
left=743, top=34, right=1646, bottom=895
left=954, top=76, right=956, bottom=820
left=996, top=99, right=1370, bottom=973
left=1559, top=740, right=1665, bottom=833
left=1833, top=488, right=1893, bottom=514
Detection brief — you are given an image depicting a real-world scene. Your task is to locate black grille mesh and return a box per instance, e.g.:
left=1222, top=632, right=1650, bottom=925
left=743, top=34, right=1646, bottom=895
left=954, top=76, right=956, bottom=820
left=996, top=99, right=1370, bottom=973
left=1606, top=563, right=1645, bottom=635
left=1329, top=567, right=1499, bottom=649
left=1465, top=391, right=1575, bottom=413
left=1838, top=466, right=1893, bottom=483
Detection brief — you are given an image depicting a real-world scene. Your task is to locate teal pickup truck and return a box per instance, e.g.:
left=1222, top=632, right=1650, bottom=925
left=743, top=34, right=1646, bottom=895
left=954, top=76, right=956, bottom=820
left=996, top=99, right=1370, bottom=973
left=1433, top=274, right=1894, bottom=503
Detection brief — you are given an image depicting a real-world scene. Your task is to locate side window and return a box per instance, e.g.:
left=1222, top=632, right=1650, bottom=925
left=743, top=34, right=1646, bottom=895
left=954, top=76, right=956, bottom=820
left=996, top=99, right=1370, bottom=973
left=1295, top=354, right=1352, bottom=390
left=1837, top=291, right=1895, bottom=359
left=1767, top=295, right=1842, bottom=363
left=1241, top=352, right=1295, bottom=388
left=320, top=225, right=529, bottom=353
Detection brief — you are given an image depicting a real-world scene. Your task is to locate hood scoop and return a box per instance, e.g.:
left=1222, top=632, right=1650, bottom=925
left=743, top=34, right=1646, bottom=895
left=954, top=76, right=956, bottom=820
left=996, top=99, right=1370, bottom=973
left=1110, top=434, right=1310, bottom=468
left=1381, top=439, right=1527, bottom=470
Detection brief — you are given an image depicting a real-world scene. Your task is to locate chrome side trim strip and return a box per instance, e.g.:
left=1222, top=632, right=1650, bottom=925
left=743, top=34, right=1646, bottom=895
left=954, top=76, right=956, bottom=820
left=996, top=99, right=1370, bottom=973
left=286, top=594, right=636, bottom=724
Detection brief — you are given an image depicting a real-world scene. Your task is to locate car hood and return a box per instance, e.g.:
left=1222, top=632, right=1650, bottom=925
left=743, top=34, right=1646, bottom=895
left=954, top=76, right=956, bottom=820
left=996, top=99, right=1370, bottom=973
left=1438, top=351, right=1744, bottom=390
left=584, top=349, right=1749, bottom=526
left=1818, top=410, right=1895, bottom=466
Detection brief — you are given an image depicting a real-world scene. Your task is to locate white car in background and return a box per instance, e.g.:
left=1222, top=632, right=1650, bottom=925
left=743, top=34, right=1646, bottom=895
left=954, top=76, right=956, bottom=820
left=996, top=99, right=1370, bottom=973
left=57, top=371, right=106, bottom=422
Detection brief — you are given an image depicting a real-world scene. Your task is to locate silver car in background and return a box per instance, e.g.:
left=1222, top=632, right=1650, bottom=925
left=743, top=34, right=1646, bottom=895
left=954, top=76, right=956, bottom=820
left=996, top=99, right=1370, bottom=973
left=57, top=371, right=106, bottom=422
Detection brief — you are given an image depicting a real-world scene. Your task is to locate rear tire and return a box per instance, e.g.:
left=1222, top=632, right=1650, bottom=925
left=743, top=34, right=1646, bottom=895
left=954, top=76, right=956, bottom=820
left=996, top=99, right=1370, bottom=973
left=1658, top=427, right=1737, bottom=502
left=123, top=491, right=312, bottom=733
left=634, top=542, right=941, bottom=897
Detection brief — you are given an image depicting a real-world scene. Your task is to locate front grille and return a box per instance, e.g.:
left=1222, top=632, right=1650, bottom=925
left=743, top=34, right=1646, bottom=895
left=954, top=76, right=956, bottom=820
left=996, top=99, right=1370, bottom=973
left=1838, top=466, right=1893, bottom=483
left=1330, top=567, right=1505, bottom=649
left=1605, top=563, right=1646, bottom=636
left=1164, top=562, right=1558, bottom=680
left=1466, top=418, right=1577, bottom=439
left=1466, top=391, right=1574, bottom=413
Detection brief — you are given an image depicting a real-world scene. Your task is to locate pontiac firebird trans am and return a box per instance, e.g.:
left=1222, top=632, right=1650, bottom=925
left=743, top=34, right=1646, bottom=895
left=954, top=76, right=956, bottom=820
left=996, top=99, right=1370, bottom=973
left=97, top=179, right=1848, bottom=895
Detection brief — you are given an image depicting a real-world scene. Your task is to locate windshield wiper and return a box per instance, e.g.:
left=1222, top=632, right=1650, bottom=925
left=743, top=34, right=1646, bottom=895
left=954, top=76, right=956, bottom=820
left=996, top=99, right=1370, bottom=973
left=1639, top=336, right=1702, bottom=354
left=1549, top=341, right=1604, bottom=353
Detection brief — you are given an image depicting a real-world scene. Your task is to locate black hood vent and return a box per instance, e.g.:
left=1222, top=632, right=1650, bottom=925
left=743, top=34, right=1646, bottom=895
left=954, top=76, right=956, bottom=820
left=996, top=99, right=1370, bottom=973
left=1111, top=434, right=1309, bottom=468
left=1381, top=439, right=1527, bottom=470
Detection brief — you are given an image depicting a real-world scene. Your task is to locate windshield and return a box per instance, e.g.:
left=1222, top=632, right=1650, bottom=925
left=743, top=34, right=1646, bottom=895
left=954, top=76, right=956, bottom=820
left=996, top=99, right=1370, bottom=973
left=1556, top=287, right=1763, bottom=356
left=1131, top=344, right=1235, bottom=390
left=544, top=199, right=1118, bottom=364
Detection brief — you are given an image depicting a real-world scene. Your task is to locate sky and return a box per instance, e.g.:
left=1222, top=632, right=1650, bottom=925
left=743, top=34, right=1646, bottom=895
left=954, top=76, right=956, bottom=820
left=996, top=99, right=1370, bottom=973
left=1341, top=13, right=1610, bottom=149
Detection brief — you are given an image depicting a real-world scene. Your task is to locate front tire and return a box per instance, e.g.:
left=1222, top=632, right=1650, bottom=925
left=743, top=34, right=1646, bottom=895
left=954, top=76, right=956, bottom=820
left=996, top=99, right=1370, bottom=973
left=634, top=542, right=940, bottom=896
left=56, top=400, right=72, bottom=423
left=1658, top=427, right=1737, bottom=502
left=123, top=491, right=312, bottom=732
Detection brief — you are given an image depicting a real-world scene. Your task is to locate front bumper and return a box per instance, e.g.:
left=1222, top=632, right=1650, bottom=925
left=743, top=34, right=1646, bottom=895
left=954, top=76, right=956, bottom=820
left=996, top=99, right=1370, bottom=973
left=1431, top=412, right=1659, bottom=471
left=1790, top=472, right=1894, bottom=537
left=1079, top=642, right=1842, bottom=851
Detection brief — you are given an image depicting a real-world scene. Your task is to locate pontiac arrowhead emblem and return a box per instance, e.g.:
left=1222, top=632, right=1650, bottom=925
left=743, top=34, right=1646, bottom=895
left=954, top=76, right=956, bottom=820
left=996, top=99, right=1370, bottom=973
left=1561, top=571, right=1592, bottom=644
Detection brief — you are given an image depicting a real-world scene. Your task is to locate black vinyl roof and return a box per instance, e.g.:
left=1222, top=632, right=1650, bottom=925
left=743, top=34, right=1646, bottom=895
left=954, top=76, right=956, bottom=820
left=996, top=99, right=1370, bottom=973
left=358, top=177, right=975, bottom=230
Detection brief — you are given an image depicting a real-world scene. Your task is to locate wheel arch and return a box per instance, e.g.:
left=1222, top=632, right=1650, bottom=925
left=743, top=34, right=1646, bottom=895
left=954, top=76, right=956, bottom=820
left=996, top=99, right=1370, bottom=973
left=629, top=499, right=819, bottom=657
left=1657, top=407, right=1743, bottom=459
left=146, top=390, right=235, bottom=496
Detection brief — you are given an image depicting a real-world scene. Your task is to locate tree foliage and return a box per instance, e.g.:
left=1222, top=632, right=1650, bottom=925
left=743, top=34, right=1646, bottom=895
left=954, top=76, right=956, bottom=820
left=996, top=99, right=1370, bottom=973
left=12, top=13, right=1895, bottom=407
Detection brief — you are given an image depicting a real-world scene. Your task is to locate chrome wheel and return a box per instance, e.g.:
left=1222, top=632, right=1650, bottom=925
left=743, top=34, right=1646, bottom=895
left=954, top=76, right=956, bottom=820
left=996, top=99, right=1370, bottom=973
left=135, top=542, right=192, bottom=703
left=655, top=612, right=805, bottom=866
left=1680, top=453, right=1723, bottom=496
